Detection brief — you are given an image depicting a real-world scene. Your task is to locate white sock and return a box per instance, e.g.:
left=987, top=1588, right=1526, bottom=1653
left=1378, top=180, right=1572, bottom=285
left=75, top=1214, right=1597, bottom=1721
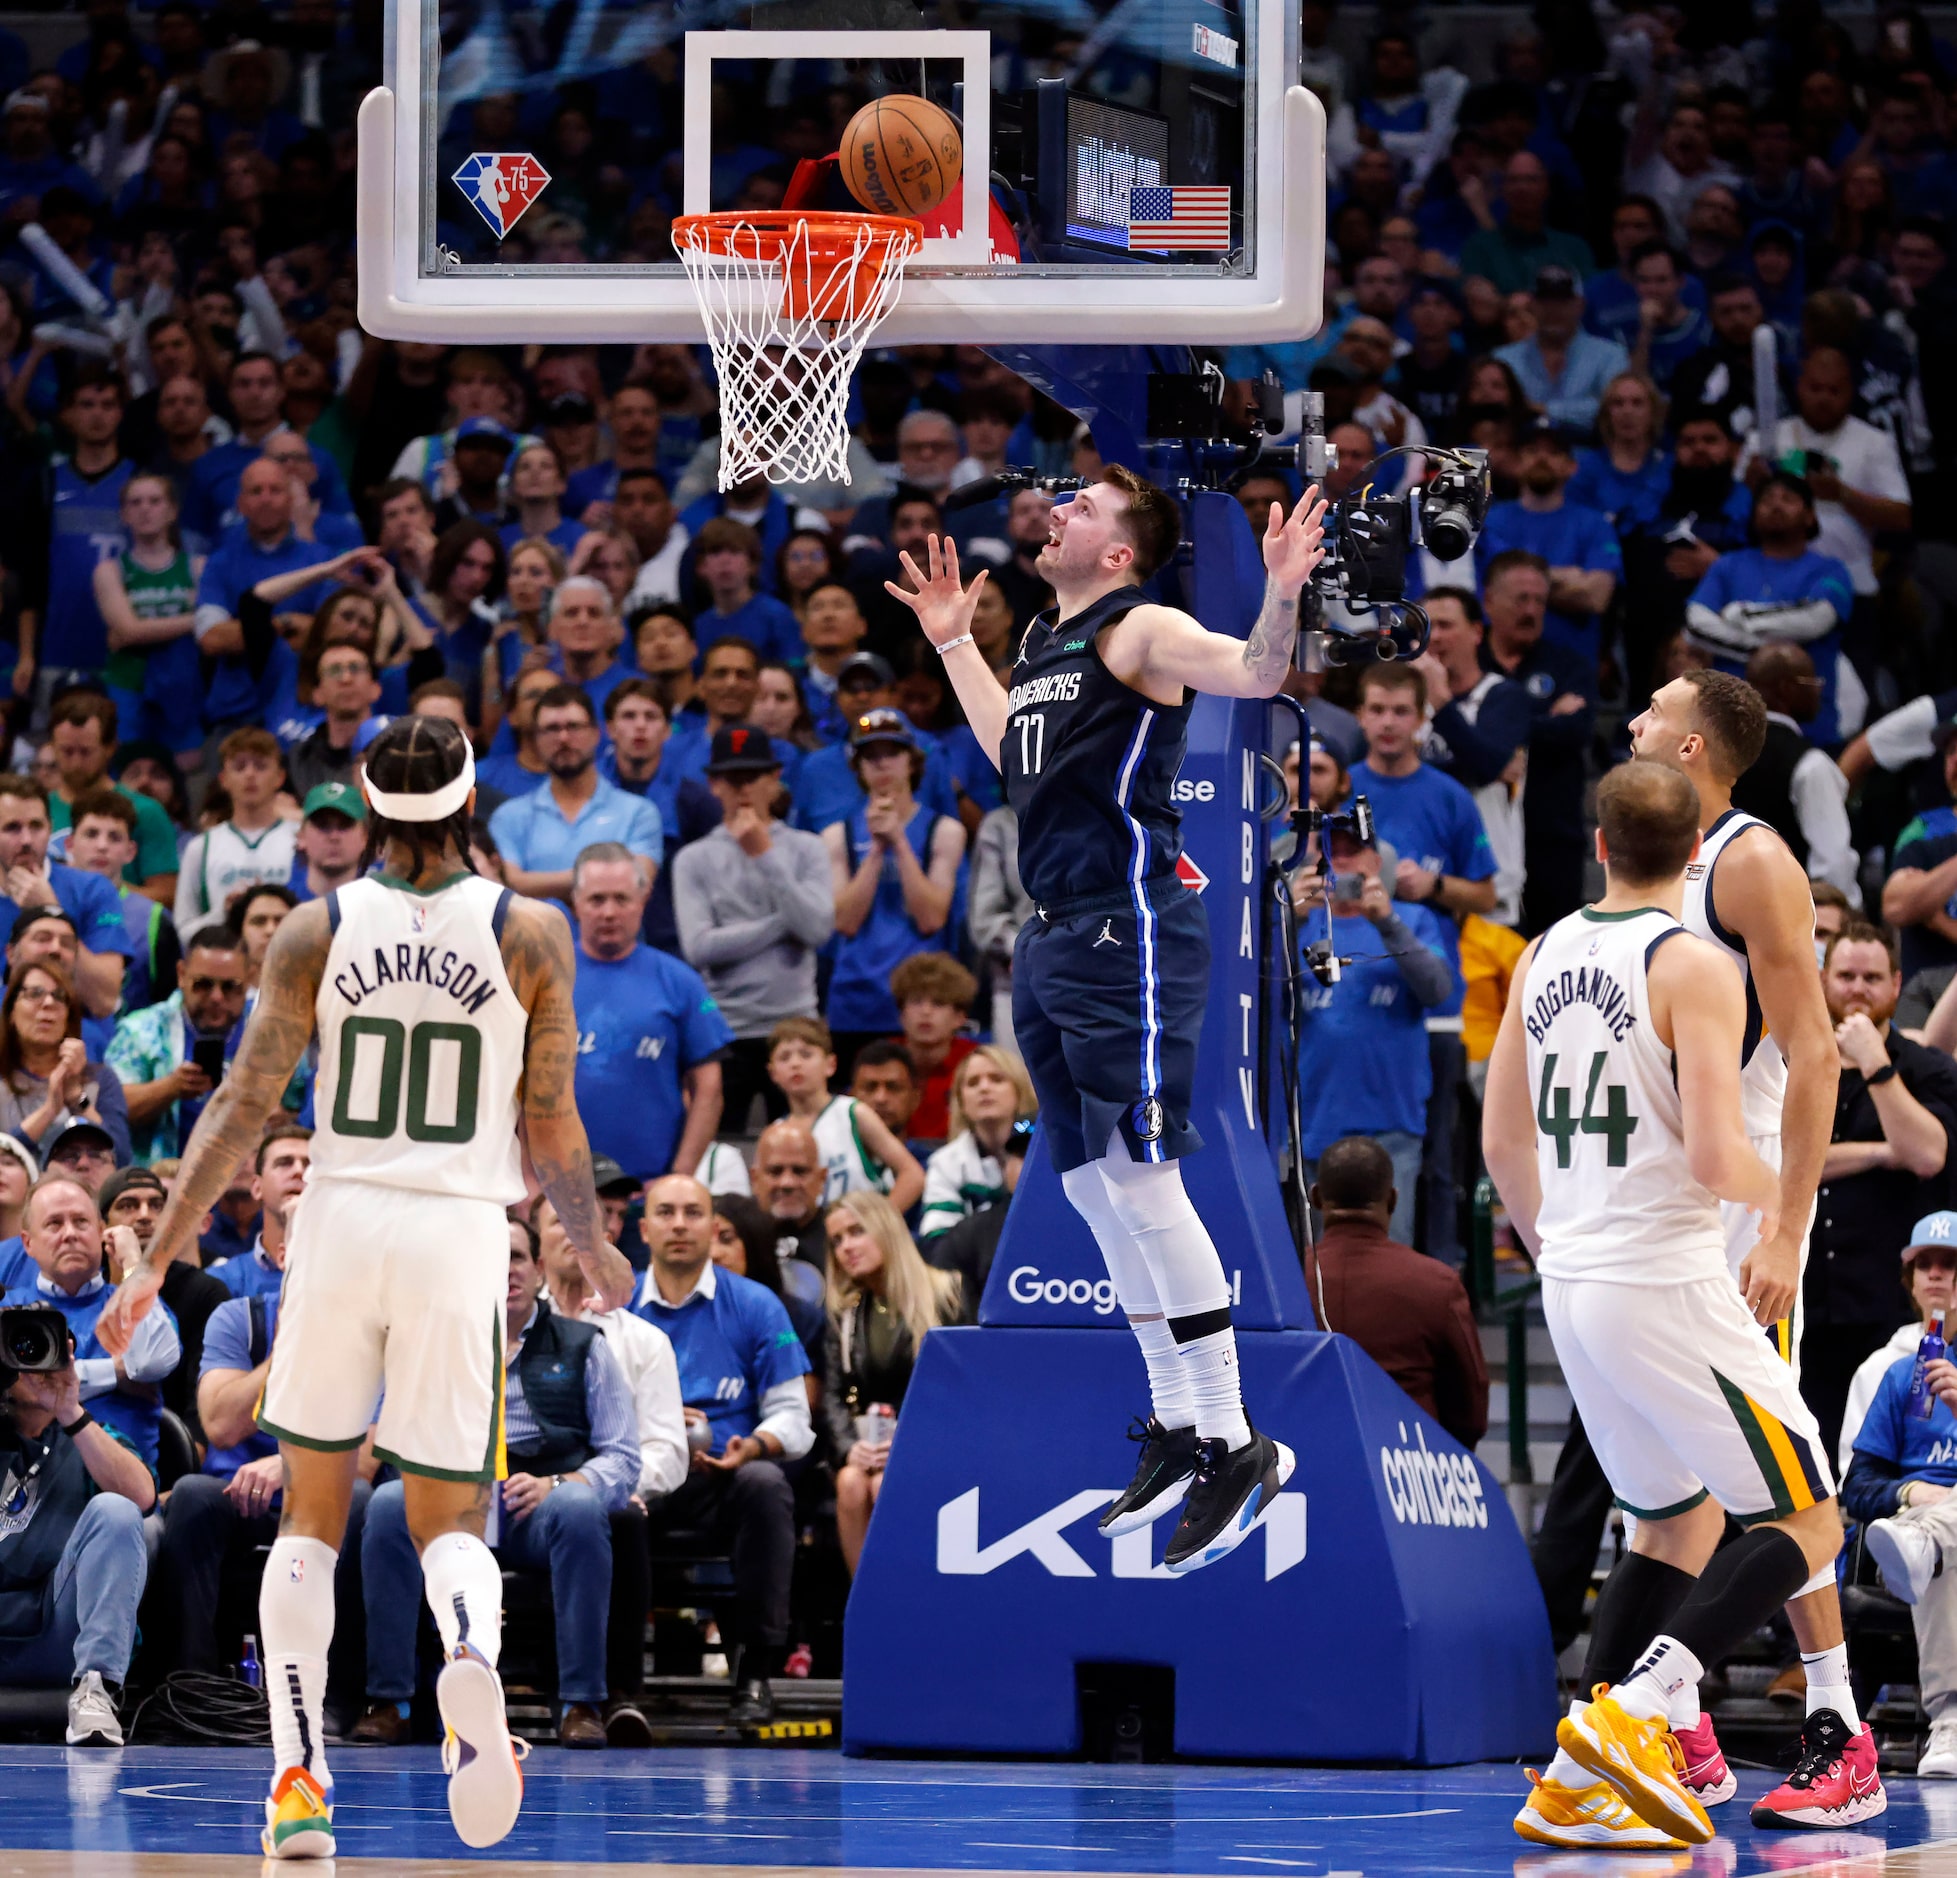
left=1802, top=1644, right=1860, bottom=1732
left=420, top=1530, right=504, bottom=1668
left=1060, top=1161, right=1196, bottom=1428
left=1543, top=1702, right=1589, bottom=1786
left=1094, top=1151, right=1251, bottom=1450
left=1617, top=1636, right=1704, bottom=1722
left=260, top=1537, right=336, bottom=1787
left=1670, top=1679, right=1703, bottom=1732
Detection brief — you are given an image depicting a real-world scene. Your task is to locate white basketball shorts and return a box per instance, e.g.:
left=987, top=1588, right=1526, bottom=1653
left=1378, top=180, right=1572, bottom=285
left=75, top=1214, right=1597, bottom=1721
left=258, top=1178, right=510, bottom=1482
left=1717, top=1130, right=1814, bottom=1377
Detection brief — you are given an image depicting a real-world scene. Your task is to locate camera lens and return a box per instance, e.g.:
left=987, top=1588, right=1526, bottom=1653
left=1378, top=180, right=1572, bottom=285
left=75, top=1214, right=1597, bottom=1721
left=3, top=1317, right=57, bottom=1369
left=1423, top=505, right=1474, bottom=561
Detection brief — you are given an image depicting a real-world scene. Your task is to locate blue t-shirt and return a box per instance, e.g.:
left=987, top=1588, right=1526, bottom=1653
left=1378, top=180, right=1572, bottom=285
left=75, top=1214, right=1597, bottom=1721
left=0, top=863, right=138, bottom=966
left=199, top=1293, right=281, bottom=1480
left=633, top=1265, right=810, bottom=1452
left=787, top=737, right=960, bottom=833
left=44, top=458, right=134, bottom=672
left=699, top=593, right=804, bottom=664
left=1569, top=449, right=1672, bottom=535
left=488, top=774, right=664, bottom=879
left=0, top=1234, right=27, bottom=1294
left=1892, top=805, right=1957, bottom=978
left=572, top=944, right=735, bottom=1179
left=182, top=439, right=351, bottom=545
left=206, top=1243, right=283, bottom=1301
left=475, top=753, right=549, bottom=802
left=1347, top=761, right=1491, bottom=1016
left=1853, top=1350, right=1957, bottom=1491
left=1584, top=268, right=1706, bottom=349
left=194, top=530, right=338, bottom=725
left=1475, top=499, right=1623, bottom=658
left=1296, top=903, right=1452, bottom=1155
left=1687, top=548, right=1856, bottom=745
left=499, top=517, right=586, bottom=558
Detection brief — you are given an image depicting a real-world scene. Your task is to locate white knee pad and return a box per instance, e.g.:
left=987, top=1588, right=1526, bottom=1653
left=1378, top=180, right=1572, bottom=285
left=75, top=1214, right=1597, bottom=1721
left=1094, top=1149, right=1229, bottom=1319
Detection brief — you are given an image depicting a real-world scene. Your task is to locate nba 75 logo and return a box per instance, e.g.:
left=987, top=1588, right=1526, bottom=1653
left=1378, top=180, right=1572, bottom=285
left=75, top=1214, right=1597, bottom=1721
left=452, top=154, right=551, bottom=241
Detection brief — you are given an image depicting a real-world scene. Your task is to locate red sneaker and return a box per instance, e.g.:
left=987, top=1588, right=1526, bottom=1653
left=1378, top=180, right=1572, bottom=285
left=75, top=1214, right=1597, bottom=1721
left=1672, top=1714, right=1737, bottom=1805
left=1750, top=1709, right=1887, bottom=1830
left=782, top=1643, right=813, bottom=1679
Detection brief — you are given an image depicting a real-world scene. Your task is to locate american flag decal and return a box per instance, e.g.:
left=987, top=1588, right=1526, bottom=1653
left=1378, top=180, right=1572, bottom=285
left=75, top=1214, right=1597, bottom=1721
left=1127, top=185, right=1232, bottom=251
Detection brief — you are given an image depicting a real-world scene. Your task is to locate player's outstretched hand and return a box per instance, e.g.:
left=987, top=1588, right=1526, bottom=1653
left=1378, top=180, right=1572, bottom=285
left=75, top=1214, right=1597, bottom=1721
left=884, top=534, right=989, bottom=649
left=1263, top=486, right=1330, bottom=595
left=1739, top=1220, right=1795, bottom=1327
left=96, top=1257, right=162, bottom=1357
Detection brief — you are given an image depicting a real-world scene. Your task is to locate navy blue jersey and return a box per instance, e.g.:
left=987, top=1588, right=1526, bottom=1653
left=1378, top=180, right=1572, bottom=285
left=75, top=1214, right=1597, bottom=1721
left=1004, top=588, right=1193, bottom=907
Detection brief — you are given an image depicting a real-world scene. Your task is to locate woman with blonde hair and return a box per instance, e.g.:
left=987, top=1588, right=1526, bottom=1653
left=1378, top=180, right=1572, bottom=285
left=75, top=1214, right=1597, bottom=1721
left=1570, top=370, right=1669, bottom=532
left=822, top=1189, right=963, bottom=1572
left=918, top=1045, right=1036, bottom=1238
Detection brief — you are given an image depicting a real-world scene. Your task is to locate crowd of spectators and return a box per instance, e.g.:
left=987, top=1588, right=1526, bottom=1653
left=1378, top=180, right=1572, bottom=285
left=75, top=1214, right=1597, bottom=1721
left=15, top=0, right=1957, bottom=1761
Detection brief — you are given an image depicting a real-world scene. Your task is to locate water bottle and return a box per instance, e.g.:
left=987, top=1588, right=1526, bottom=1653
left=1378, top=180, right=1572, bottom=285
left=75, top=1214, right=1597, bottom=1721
left=1908, top=1315, right=1948, bottom=1421
left=855, top=1403, right=896, bottom=1449
left=240, top=1634, right=263, bottom=1690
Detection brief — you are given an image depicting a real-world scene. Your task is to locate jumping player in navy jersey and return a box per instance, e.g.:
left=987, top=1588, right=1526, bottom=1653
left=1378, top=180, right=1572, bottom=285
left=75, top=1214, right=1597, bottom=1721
left=886, top=465, right=1328, bottom=1571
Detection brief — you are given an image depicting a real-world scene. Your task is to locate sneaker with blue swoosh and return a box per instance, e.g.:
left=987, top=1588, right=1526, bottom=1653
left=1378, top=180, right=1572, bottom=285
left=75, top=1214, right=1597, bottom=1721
left=1162, top=1425, right=1294, bottom=1573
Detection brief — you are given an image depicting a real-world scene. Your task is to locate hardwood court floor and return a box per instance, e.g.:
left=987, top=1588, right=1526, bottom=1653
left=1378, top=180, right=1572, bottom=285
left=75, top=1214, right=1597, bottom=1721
left=0, top=1744, right=1953, bottom=1875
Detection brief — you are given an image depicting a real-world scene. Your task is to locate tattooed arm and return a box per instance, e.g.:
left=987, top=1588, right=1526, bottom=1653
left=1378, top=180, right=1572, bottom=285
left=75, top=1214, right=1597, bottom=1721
left=501, top=896, right=637, bottom=1314
left=96, top=904, right=332, bottom=1355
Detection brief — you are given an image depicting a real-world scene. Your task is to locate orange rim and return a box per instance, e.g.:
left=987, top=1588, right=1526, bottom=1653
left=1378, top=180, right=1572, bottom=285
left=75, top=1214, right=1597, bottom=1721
left=673, top=210, right=924, bottom=266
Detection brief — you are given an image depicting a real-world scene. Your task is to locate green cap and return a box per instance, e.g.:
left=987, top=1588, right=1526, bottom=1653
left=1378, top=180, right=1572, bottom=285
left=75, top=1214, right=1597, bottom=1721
left=302, top=780, right=368, bottom=823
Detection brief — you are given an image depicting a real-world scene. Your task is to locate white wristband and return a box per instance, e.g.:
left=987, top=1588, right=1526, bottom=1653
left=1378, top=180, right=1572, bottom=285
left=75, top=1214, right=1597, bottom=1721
left=935, top=633, right=975, bottom=656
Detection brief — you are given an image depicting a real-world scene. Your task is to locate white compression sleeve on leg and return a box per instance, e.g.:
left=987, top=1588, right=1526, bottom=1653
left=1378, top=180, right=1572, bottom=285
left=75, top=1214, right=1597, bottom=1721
left=1061, top=1160, right=1196, bottom=1428
left=421, top=1530, right=505, bottom=1668
left=1095, top=1149, right=1250, bottom=1451
left=260, top=1537, right=337, bottom=1784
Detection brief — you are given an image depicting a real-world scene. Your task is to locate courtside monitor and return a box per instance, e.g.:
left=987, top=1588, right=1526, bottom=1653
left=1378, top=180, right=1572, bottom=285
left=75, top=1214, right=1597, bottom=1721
left=358, top=0, right=1324, bottom=345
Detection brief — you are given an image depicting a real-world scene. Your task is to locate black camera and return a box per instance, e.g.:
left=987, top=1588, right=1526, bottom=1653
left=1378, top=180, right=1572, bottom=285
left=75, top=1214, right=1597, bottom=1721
left=1, top=1305, right=71, bottom=1374
left=1419, top=456, right=1492, bottom=562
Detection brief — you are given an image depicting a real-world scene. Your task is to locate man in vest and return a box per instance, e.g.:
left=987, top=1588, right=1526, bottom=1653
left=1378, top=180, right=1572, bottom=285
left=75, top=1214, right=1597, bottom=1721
left=357, top=1215, right=639, bottom=1748
left=1732, top=642, right=1862, bottom=907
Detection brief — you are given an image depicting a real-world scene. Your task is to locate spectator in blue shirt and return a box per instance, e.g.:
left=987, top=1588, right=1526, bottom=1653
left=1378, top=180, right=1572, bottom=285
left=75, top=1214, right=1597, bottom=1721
left=476, top=663, right=557, bottom=803
left=1569, top=372, right=1671, bottom=535
left=1685, top=472, right=1855, bottom=744
left=41, top=369, right=133, bottom=693
left=0, top=91, right=101, bottom=220
left=600, top=681, right=722, bottom=951
left=489, top=684, right=663, bottom=904
left=1296, top=823, right=1458, bottom=1245
left=363, top=1215, right=640, bottom=1747
left=538, top=575, right=634, bottom=722
left=181, top=352, right=350, bottom=543
left=499, top=441, right=587, bottom=559
left=1585, top=195, right=1700, bottom=348
left=1494, top=265, right=1630, bottom=433
left=191, top=459, right=335, bottom=730
left=570, top=843, right=733, bottom=1182
left=635, top=1174, right=812, bottom=1726
left=1476, top=417, right=1621, bottom=659
left=0, top=780, right=133, bottom=1024
left=691, top=517, right=803, bottom=664
left=2, top=1174, right=178, bottom=1471
left=788, top=654, right=961, bottom=833
left=1626, top=242, right=1714, bottom=393
left=205, top=1124, right=311, bottom=1300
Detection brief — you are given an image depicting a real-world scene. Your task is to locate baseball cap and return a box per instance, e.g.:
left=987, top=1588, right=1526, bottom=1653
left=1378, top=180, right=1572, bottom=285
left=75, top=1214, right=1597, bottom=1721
left=1532, top=263, right=1580, bottom=300
left=44, top=1119, right=115, bottom=1164
left=302, top=780, right=368, bottom=823
left=591, top=1155, right=638, bottom=1196
left=850, top=706, right=919, bottom=754
left=543, top=392, right=597, bottom=427
left=1519, top=412, right=1581, bottom=450
left=704, top=723, right=782, bottom=776
left=97, top=1164, right=164, bottom=1216
left=836, top=651, right=895, bottom=690
left=454, top=416, right=515, bottom=452
left=1908, top=1211, right=1957, bottom=1258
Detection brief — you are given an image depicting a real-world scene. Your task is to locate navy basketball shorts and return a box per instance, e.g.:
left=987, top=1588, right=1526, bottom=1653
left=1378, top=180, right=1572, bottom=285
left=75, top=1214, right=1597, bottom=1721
left=1011, top=873, right=1209, bottom=1173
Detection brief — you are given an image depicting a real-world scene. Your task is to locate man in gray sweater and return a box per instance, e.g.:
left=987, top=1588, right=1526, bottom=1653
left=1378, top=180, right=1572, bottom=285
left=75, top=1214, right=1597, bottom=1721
left=672, top=725, right=835, bottom=1131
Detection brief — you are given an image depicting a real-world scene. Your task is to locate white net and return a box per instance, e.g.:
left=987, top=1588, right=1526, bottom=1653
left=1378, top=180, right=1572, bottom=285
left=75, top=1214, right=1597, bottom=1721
left=674, top=213, right=923, bottom=491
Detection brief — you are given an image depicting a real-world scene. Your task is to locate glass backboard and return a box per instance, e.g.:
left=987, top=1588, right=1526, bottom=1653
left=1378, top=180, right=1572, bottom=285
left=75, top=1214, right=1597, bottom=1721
left=357, top=0, right=1323, bottom=344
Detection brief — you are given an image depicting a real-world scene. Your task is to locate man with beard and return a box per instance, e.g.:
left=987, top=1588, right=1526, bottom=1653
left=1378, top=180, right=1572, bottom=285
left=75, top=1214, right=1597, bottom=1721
left=488, top=685, right=662, bottom=904
left=1808, top=922, right=1957, bottom=1456
left=1475, top=417, right=1619, bottom=662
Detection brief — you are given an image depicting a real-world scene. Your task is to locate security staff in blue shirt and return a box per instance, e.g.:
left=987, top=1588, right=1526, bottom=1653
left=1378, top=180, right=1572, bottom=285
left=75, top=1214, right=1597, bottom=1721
left=634, top=1175, right=811, bottom=1726
left=570, top=843, right=734, bottom=1182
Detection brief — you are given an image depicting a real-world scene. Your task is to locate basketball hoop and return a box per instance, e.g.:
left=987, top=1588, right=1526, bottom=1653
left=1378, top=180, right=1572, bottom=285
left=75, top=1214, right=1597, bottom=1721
left=673, top=211, right=924, bottom=491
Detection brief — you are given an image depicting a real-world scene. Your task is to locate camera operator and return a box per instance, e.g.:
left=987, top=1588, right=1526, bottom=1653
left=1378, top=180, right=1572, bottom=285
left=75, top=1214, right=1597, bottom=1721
left=0, top=1313, right=155, bottom=1746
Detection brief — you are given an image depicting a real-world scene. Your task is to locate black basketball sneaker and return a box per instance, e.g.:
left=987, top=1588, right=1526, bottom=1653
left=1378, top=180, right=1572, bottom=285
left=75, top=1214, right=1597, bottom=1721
left=1099, top=1417, right=1201, bottom=1537
left=1163, top=1425, right=1295, bottom=1574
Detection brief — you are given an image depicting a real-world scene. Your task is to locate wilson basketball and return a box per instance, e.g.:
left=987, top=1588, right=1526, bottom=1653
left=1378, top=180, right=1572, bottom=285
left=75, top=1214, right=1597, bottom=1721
left=839, top=94, right=963, bottom=218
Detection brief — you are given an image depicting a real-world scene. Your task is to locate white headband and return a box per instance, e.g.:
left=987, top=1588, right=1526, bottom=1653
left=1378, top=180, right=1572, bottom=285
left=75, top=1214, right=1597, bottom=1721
left=363, top=744, right=476, bottom=823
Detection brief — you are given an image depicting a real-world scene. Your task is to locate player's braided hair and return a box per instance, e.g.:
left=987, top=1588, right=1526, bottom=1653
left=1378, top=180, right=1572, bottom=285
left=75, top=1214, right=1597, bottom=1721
left=361, top=715, right=477, bottom=883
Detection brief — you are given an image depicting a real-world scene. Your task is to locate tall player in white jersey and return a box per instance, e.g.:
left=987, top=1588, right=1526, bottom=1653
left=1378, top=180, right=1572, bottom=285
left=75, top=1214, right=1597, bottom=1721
left=1630, top=669, right=1885, bottom=1828
left=97, top=718, right=634, bottom=1860
left=1486, top=763, right=1849, bottom=1850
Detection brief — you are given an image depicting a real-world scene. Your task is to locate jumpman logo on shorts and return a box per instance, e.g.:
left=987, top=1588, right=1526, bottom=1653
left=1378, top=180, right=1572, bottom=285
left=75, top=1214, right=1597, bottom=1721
left=1093, top=919, right=1120, bottom=948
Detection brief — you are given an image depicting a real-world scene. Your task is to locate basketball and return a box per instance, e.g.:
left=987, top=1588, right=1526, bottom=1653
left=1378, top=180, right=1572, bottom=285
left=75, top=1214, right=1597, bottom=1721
left=839, top=93, right=963, bottom=218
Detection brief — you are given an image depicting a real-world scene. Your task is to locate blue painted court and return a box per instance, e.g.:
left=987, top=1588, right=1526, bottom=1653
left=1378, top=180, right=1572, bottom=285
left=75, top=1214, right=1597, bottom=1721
left=2, top=1746, right=1952, bottom=1873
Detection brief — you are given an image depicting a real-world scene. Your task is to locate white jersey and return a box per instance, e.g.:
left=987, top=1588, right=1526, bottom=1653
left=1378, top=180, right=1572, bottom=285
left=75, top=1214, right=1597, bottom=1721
left=812, top=1095, right=889, bottom=1203
left=176, top=819, right=298, bottom=936
left=1681, top=809, right=1796, bottom=1141
left=1522, top=906, right=1728, bottom=1286
left=310, top=874, right=527, bottom=1204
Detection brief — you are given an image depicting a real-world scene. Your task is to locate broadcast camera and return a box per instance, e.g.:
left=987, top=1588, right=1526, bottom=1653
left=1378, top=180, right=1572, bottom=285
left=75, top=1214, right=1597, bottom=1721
left=0, top=1305, right=71, bottom=1380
